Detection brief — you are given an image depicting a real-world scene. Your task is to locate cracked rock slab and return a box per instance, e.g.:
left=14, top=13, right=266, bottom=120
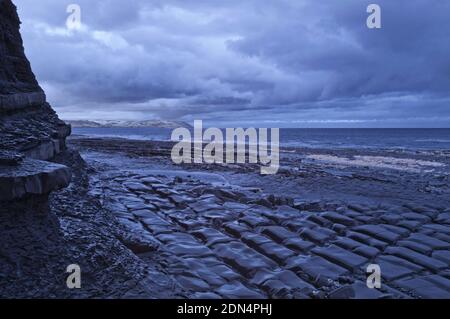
left=0, top=158, right=71, bottom=201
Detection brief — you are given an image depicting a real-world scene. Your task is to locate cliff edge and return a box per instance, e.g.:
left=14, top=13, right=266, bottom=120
left=0, top=0, right=71, bottom=203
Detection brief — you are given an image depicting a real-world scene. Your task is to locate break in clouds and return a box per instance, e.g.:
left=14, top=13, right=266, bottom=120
left=14, top=0, right=450, bottom=127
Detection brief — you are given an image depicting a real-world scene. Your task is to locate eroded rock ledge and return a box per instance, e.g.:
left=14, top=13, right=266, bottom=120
left=0, top=154, right=71, bottom=202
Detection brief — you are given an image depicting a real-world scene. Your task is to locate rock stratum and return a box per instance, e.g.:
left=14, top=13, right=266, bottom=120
left=0, top=0, right=71, bottom=203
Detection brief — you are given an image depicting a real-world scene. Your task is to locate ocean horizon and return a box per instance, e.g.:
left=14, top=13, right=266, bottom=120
left=72, top=127, right=450, bottom=151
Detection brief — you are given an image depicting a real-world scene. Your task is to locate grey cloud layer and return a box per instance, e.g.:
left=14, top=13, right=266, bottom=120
left=15, top=0, right=450, bottom=126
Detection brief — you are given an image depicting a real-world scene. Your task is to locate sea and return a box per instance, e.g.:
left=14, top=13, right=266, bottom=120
left=72, top=127, right=450, bottom=151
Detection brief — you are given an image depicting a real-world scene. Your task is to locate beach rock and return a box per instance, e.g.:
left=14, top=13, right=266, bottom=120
left=0, top=158, right=71, bottom=201
left=322, top=211, right=358, bottom=226
left=384, top=247, right=447, bottom=272
left=283, top=237, right=315, bottom=252
left=299, top=228, right=334, bottom=245
left=216, top=282, right=265, bottom=299
left=176, top=275, right=210, bottom=291
left=312, top=245, right=368, bottom=271
left=374, top=255, right=423, bottom=281
left=353, top=225, right=402, bottom=244
left=287, top=255, right=348, bottom=285
left=266, top=194, right=294, bottom=207
left=214, top=242, right=277, bottom=276
left=328, top=286, right=355, bottom=299
left=120, top=231, right=159, bottom=254
left=294, top=200, right=324, bottom=212
left=258, top=242, right=296, bottom=264
left=262, top=226, right=298, bottom=243
left=394, top=276, right=450, bottom=299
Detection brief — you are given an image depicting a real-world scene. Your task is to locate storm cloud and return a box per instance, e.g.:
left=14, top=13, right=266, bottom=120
left=14, top=0, right=450, bottom=127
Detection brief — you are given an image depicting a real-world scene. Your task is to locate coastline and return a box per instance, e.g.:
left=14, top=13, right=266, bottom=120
left=60, top=136, right=450, bottom=298
left=2, top=0, right=448, bottom=302
left=5, top=134, right=447, bottom=298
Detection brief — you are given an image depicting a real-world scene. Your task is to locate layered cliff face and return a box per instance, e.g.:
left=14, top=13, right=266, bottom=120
left=0, top=0, right=42, bottom=97
left=0, top=1, right=179, bottom=298
left=0, top=0, right=71, bottom=204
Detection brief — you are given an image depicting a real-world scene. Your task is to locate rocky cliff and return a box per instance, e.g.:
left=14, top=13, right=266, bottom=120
left=0, top=0, right=71, bottom=204
left=0, top=1, right=178, bottom=298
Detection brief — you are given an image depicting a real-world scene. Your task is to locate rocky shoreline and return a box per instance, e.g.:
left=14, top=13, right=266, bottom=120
left=2, top=133, right=449, bottom=298
left=52, top=135, right=449, bottom=299
left=0, top=0, right=449, bottom=299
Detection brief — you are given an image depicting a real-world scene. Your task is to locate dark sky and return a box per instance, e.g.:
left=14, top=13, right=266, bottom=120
left=15, top=0, right=450, bottom=127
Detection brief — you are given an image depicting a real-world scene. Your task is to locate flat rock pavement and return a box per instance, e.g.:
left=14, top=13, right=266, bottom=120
left=83, top=150, right=450, bottom=299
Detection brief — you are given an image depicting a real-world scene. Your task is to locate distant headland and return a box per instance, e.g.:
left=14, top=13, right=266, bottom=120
left=65, top=119, right=193, bottom=129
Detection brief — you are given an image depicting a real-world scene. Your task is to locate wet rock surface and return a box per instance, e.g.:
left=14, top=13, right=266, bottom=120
left=0, top=158, right=71, bottom=201
left=0, top=150, right=181, bottom=298
left=68, top=137, right=450, bottom=299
